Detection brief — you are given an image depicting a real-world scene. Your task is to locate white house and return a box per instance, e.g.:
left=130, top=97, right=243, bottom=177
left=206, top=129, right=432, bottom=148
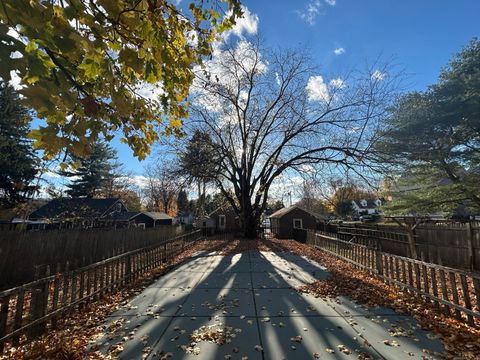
left=351, top=199, right=383, bottom=215
left=173, top=211, right=194, bottom=225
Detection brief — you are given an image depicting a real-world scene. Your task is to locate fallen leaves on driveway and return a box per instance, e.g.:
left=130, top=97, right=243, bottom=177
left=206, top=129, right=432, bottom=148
left=3, top=237, right=479, bottom=360
left=259, top=238, right=480, bottom=360
left=0, top=240, right=244, bottom=360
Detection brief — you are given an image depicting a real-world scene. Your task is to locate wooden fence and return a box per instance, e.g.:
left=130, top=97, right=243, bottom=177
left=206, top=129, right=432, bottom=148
left=323, top=222, right=480, bottom=271
left=0, top=230, right=203, bottom=351
left=304, top=231, right=480, bottom=326
left=0, top=226, right=184, bottom=289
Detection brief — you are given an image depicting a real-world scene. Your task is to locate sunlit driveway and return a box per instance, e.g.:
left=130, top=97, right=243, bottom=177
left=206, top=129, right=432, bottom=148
left=90, top=250, right=444, bottom=359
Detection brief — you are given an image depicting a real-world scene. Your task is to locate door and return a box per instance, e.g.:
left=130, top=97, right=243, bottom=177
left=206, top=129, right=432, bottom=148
left=218, top=214, right=226, bottom=231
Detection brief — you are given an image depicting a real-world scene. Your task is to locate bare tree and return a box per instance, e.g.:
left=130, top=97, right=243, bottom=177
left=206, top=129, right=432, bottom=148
left=187, top=38, right=397, bottom=237
left=143, top=161, right=185, bottom=215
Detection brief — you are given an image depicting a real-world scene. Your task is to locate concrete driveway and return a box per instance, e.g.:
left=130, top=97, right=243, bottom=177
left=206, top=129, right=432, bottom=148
left=90, top=250, right=444, bottom=359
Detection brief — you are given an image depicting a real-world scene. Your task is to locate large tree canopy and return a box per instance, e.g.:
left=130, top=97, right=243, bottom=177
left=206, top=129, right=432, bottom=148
left=186, top=38, right=396, bottom=237
left=0, top=0, right=241, bottom=160
left=0, top=82, right=38, bottom=206
left=376, top=38, right=480, bottom=215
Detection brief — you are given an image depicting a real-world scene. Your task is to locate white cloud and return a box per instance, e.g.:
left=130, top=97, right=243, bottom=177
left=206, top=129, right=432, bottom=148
left=275, top=72, right=281, bottom=86
left=223, top=5, right=259, bottom=40
left=329, top=77, right=346, bottom=89
left=371, top=69, right=386, bottom=81
left=325, top=0, right=337, bottom=6
left=306, top=75, right=330, bottom=103
left=134, top=81, right=164, bottom=105
left=193, top=39, right=267, bottom=112
left=9, top=70, right=24, bottom=91
left=297, top=0, right=321, bottom=26
left=333, top=47, right=345, bottom=55
left=10, top=51, right=23, bottom=59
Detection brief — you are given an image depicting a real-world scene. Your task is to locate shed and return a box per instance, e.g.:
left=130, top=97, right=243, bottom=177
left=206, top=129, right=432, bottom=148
left=132, top=212, right=173, bottom=228
left=269, top=205, right=323, bottom=239
left=197, top=203, right=241, bottom=235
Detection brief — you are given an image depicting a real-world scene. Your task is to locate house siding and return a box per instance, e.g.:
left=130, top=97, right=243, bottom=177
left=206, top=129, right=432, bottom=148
left=212, top=208, right=240, bottom=233
left=271, top=208, right=317, bottom=239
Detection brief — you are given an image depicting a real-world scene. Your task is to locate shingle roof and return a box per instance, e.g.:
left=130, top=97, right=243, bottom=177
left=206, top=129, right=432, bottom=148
left=141, top=212, right=173, bottom=220
left=29, top=198, right=121, bottom=220
left=269, top=206, right=293, bottom=218
left=269, top=205, right=326, bottom=220
left=103, top=211, right=140, bottom=221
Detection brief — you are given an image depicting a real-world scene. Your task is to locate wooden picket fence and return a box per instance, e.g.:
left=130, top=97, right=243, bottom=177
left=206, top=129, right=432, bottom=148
left=0, top=230, right=203, bottom=351
left=325, top=221, right=480, bottom=271
left=306, top=231, right=480, bottom=326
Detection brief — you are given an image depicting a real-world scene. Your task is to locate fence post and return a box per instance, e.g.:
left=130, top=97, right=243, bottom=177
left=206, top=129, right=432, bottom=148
left=407, top=226, right=417, bottom=260
left=375, top=250, right=383, bottom=276
left=0, top=295, right=9, bottom=352
left=466, top=222, right=474, bottom=270
left=126, top=254, right=132, bottom=283
left=29, top=265, right=49, bottom=338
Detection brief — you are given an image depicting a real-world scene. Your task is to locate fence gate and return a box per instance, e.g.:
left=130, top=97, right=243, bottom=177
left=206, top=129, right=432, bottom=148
left=260, top=223, right=275, bottom=240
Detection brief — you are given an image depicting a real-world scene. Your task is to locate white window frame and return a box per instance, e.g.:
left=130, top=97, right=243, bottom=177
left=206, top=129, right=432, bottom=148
left=293, top=218, right=303, bottom=229
left=218, top=214, right=226, bottom=229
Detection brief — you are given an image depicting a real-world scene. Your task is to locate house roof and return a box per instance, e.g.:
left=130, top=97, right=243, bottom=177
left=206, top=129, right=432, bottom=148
left=140, top=212, right=173, bottom=220
left=352, top=199, right=381, bottom=209
left=176, top=211, right=193, bottom=217
left=269, top=205, right=325, bottom=220
left=103, top=211, right=140, bottom=221
left=208, top=202, right=235, bottom=217
left=28, top=198, right=122, bottom=220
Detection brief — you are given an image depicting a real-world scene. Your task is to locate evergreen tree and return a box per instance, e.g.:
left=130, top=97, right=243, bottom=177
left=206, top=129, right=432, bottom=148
left=176, top=189, right=190, bottom=214
left=61, top=141, right=118, bottom=198
left=376, top=39, right=480, bottom=215
left=178, top=130, right=219, bottom=215
left=0, top=82, right=37, bottom=206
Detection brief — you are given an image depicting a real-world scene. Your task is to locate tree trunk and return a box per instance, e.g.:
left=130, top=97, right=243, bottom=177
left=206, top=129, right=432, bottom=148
left=242, top=210, right=259, bottom=239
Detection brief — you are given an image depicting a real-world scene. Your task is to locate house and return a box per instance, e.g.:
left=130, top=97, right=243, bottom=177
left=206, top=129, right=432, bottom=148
left=103, top=211, right=173, bottom=228
left=197, top=204, right=241, bottom=235
left=269, top=205, right=325, bottom=239
left=27, top=198, right=172, bottom=229
left=28, top=198, right=128, bottom=229
left=173, top=211, right=194, bottom=225
left=351, top=199, right=383, bottom=215
left=131, top=212, right=173, bottom=228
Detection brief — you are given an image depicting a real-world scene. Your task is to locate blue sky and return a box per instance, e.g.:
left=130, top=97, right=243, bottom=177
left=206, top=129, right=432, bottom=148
left=110, top=0, right=479, bottom=176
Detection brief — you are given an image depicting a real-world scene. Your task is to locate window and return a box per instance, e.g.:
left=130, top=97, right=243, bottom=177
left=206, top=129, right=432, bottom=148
left=361, top=199, right=367, bottom=207
left=219, top=215, right=226, bottom=227
left=293, top=218, right=303, bottom=229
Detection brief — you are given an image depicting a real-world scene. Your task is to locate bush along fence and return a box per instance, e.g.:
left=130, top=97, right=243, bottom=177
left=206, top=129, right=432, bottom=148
left=301, top=230, right=480, bottom=327
left=0, top=230, right=203, bottom=351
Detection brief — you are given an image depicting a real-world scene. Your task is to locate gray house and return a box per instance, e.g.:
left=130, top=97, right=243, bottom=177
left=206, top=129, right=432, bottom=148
left=269, top=205, right=325, bottom=239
